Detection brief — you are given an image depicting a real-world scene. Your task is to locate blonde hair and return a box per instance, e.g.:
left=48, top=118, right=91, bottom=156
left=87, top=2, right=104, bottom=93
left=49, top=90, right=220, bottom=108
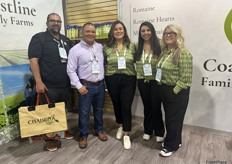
left=161, top=24, right=185, bottom=64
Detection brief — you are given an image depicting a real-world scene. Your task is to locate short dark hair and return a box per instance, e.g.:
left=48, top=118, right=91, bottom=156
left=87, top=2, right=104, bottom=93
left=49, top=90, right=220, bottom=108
left=82, top=22, right=95, bottom=30
left=46, top=13, right=61, bottom=22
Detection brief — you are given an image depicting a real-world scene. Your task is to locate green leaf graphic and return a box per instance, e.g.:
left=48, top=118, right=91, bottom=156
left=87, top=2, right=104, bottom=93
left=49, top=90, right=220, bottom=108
left=46, top=120, right=56, bottom=125
left=224, top=9, right=232, bottom=44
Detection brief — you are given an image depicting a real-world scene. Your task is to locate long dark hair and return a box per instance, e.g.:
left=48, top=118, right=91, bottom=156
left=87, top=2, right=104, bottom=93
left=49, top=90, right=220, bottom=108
left=105, top=20, right=130, bottom=48
left=135, top=21, right=161, bottom=61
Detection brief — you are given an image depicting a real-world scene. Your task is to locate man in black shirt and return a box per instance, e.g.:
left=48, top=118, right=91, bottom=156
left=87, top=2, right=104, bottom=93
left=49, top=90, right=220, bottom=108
left=28, top=13, right=74, bottom=152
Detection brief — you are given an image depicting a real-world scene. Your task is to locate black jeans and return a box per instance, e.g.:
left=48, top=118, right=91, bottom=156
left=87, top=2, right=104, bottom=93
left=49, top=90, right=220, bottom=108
left=105, top=74, right=136, bottom=131
left=138, top=79, right=165, bottom=136
left=159, top=84, right=190, bottom=151
left=37, top=87, right=70, bottom=110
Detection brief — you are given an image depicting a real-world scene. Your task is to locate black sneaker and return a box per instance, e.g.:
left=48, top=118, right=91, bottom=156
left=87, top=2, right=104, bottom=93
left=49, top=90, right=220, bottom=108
left=65, top=131, right=74, bottom=140
left=159, top=148, right=174, bottom=157
left=161, top=143, right=182, bottom=148
left=45, top=139, right=58, bottom=152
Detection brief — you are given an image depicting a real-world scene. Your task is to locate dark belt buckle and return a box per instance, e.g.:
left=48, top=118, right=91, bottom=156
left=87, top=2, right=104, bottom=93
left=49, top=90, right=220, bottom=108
left=91, top=81, right=100, bottom=85
left=82, top=79, right=100, bottom=85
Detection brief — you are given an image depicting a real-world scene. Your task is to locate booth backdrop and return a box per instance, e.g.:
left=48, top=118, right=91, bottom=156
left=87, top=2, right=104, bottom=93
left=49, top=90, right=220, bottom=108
left=0, top=0, right=231, bottom=146
left=119, top=0, right=232, bottom=132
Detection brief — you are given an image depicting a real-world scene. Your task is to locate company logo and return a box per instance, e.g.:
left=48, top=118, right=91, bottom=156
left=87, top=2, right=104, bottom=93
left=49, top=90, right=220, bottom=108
left=224, top=9, right=232, bottom=44
left=28, top=114, right=59, bottom=125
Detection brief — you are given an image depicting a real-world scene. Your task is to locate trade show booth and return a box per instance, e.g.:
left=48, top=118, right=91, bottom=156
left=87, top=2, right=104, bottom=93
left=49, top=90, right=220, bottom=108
left=0, top=0, right=231, bottom=145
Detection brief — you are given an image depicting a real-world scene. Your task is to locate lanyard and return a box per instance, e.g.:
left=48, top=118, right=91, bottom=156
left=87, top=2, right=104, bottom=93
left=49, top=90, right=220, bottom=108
left=157, top=54, right=170, bottom=69
left=142, top=50, right=152, bottom=64
left=54, top=39, right=64, bottom=48
left=116, top=48, right=127, bottom=57
left=90, top=46, right=98, bottom=61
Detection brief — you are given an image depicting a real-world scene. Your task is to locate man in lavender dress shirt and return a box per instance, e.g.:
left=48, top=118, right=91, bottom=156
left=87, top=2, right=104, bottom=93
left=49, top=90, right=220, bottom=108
left=67, top=22, right=107, bottom=149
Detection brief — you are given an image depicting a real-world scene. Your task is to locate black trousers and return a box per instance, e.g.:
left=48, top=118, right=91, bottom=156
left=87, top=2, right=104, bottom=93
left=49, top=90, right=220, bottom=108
left=105, top=74, right=136, bottom=131
left=37, top=87, right=70, bottom=110
left=159, top=84, right=190, bottom=151
left=137, top=79, right=165, bottom=136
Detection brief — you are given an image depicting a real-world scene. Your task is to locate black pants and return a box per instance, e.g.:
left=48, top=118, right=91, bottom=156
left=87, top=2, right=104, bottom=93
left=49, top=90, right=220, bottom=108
left=159, top=84, right=190, bottom=151
left=105, top=74, right=136, bottom=131
left=138, top=79, right=164, bottom=136
left=25, top=97, right=31, bottom=106
left=37, top=87, right=70, bottom=110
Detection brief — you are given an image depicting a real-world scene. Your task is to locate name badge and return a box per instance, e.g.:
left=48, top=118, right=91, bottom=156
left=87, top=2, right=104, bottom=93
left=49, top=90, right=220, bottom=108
left=155, top=68, right=162, bottom=82
left=59, top=47, right=68, bottom=59
left=143, top=64, right=152, bottom=76
left=118, top=57, right=126, bottom=69
left=92, top=60, right=100, bottom=74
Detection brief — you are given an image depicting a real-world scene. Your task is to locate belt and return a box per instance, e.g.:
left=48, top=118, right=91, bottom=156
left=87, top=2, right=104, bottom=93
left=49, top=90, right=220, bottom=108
left=81, top=79, right=102, bottom=85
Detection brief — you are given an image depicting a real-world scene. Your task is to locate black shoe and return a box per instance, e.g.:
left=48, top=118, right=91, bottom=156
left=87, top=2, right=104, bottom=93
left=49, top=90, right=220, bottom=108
left=65, top=131, right=74, bottom=139
left=45, top=139, right=58, bottom=152
left=159, top=148, right=175, bottom=157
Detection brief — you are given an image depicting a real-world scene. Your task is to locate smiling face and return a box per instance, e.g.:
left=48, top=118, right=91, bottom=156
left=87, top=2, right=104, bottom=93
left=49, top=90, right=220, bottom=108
left=163, top=27, right=177, bottom=48
left=82, top=24, right=96, bottom=45
left=140, top=25, right=152, bottom=42
left=46, top=14, right=62, bottom=35
left=113, top=23, right=125, bottom=41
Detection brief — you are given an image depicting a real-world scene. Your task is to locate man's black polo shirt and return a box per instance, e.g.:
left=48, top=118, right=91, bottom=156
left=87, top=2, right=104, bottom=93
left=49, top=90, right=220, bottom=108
left=28, top=30, right=73, bottom=88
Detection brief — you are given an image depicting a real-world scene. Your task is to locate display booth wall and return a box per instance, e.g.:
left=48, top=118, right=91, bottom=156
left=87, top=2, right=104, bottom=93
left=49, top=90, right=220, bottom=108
left=0, top=0, right=232, bottom=145
left=119, top=0, right=232, bottom=133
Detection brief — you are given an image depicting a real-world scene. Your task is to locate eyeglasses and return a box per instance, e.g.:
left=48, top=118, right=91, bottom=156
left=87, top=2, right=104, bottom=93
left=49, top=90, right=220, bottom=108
left=163, top=32, right=176, bottom=37
left=48, top=20, right=62, bottom=24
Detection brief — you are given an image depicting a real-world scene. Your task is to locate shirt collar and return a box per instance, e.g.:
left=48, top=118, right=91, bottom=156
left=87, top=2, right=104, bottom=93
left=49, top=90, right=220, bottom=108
left=80, top=39, right=96, bottom=47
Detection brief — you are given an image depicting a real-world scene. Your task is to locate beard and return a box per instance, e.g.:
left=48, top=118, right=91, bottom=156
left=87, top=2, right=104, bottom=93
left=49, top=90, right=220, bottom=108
left=48, top=25, right=61, bottom=35
left=49, top=28, right=60, bottom=35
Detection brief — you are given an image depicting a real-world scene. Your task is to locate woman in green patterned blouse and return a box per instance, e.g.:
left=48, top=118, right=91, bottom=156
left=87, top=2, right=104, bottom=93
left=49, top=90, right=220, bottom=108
left=135, top=21, right=165, bottom=143
left=103, top=20, right=136, bottom=150
left=156, top=24, right=193, bottom=157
